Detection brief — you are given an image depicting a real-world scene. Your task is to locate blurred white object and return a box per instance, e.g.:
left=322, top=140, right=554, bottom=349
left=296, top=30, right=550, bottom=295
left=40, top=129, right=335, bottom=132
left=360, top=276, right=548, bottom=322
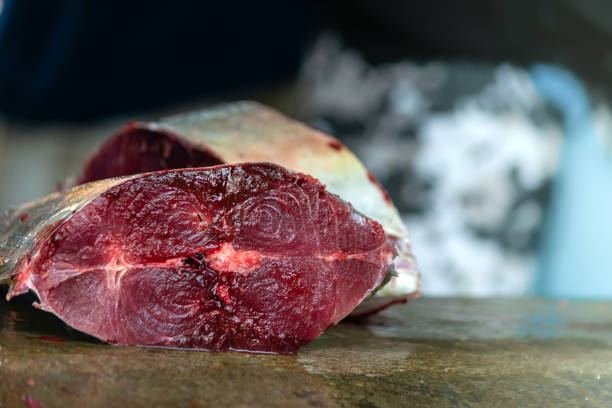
left=410, top=100, right=560, bottom=296
left=302, top=34, right=563, bottom=296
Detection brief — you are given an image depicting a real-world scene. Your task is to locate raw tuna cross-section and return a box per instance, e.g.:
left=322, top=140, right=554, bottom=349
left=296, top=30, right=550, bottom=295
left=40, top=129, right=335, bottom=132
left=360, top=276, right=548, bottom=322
left=1, top=163, right=395, bottom=353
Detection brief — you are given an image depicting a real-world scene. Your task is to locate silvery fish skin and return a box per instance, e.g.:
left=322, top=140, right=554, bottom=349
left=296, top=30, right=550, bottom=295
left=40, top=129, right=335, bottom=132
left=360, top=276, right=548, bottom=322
left=0, top=177, right=131, bottom=293
left=87, top=102, right=420, bottom=302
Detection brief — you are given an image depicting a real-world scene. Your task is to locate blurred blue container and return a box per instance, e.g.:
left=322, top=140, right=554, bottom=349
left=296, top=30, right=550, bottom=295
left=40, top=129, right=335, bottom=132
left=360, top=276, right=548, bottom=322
left=533, top=65, right=612, bottom=299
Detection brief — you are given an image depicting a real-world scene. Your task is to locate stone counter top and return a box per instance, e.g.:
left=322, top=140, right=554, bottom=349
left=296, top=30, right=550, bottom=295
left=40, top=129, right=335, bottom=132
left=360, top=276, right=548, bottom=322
left=1, top=297, right=611, bottom=407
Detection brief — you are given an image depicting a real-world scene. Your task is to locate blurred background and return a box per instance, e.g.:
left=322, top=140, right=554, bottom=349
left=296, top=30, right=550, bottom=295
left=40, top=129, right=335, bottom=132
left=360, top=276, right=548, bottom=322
left=1, top=0, right=611, bottom=299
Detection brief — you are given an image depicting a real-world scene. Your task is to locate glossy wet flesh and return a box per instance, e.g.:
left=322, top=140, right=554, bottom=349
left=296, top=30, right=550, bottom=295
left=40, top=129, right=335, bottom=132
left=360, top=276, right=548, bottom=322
left=25, top=164, right=394, bottom=353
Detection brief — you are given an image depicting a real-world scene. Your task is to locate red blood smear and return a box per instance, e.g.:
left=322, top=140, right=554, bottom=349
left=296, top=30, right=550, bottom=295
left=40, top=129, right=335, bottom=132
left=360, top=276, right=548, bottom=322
left=366, top=171, right=392, bottom=204
left=26, top=164, right=394, bottom=353
left=327, top=139, right=343, bottom=151
left=23, top=395, right=45, bottom=408
left=20, top=213, right=29, bottom=222
left=344, top=295, right=414, bottom=321
left=37, top=336, right=65, bottom=343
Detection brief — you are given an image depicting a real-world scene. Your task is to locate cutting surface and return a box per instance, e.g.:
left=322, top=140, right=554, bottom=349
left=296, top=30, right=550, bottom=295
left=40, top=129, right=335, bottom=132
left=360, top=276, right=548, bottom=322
left=1, top=297, right=611, bottom=407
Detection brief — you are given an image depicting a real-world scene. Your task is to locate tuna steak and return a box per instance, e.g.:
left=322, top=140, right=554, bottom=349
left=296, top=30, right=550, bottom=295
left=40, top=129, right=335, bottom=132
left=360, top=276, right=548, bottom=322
left=74, top=102, right=420, bottom=309
left=1, top=163, right=394, bottom=353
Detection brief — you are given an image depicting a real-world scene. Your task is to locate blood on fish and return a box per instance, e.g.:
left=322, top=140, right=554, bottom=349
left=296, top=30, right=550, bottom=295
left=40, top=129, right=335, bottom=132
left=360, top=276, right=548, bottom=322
left=366, top=171, right=392, bottom=204
left=26, top=336, right=65, bottom=343
left=327, top=139, right=343, bottom=151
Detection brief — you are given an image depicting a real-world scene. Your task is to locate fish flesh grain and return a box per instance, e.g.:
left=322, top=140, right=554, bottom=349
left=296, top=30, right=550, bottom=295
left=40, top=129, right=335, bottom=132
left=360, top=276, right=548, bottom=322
left=1, top=163, right=394, bottom=353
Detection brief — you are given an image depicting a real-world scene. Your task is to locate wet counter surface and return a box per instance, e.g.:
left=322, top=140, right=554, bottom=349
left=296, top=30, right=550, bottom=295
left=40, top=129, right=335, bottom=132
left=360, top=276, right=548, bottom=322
left=1, top=297, right=611, bottom=407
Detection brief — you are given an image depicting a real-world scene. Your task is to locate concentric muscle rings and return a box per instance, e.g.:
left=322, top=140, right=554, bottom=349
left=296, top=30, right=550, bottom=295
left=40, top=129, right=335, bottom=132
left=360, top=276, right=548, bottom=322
left=229, top=186, right=308, bottom=251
